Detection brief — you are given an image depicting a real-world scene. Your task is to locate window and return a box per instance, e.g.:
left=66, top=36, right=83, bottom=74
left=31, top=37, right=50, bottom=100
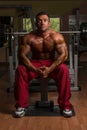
left=50, top=18, right=60, bottom=32
left=23, top=18, right=33, bottom=32
left=23, top=17, right=60, bottom=32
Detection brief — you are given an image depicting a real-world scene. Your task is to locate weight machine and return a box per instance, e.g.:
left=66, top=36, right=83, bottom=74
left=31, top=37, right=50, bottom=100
left=3, top=7, right=85, bottom=113
left=5, top=8, right=85, bottom=93
left=69, top=8, right=87, bottom=65
left=1, top=5, right=87, bottom=96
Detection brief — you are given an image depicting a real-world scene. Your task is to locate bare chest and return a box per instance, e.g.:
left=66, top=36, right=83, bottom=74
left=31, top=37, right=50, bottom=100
left=31, top=36, right=54, bottom=52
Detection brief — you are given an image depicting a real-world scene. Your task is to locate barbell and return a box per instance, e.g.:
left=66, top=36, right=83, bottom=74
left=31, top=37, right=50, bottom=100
left=2, top=22, right=87, bottom=36
left=0, top=21, right=86, bottom=36
left=4, top=29, right=87, bottom=36
left=5, top=30, right=81, bottom=35
left=0, top=22, right=87, bottom=48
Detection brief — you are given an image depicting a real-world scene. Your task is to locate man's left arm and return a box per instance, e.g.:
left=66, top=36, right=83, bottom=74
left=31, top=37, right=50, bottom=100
left=41, top=33, right=68, bottom=78
left=48, top=33, right=68, bottom=73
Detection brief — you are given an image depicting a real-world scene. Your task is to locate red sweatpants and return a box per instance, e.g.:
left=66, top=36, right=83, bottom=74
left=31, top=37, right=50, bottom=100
left=14, top=60, right=72, bottom=110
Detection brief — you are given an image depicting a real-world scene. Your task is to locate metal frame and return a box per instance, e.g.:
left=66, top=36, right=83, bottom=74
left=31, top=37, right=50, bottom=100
left=6, top=6, right=35, bottom=92
left=6, top=7, right=82, bottom=92
left=7, top=33, right=81, bottom=92
left=7, top=17, right=15, bottom=92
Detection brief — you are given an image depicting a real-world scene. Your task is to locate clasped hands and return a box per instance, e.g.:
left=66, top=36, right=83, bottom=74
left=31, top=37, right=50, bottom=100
left=36, top=65, right=50, bottom=78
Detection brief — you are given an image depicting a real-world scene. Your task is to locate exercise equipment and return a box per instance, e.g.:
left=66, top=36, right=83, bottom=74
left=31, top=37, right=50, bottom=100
left=80, top=22, right=87, bottom=42
left=0, top=5, right=77, bottom=116
left=25, top=105, right=75, bottom=116
left=78, top=22, right=87, bottom=57
left=6, top=30, right=82, bottom=92
left=34, top=78, right=54, bottom=111
left=6, top=24, right=87, bottom=92
left=6, top=7, right=87, bottom=93
left=25, top=78, right=75, bottom=116
left=3, top=30, right=83, bottom=35
left=6, top=5, right=35, bottom=92
left=69, top=9, right=87, bottom=67
left=30, top=78, right=56, bottom=92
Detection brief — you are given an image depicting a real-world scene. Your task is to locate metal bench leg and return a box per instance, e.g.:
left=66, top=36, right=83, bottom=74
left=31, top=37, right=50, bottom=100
left=40, top=78, right=48, bottom=102
left=35, top=78, right=54, bottom=110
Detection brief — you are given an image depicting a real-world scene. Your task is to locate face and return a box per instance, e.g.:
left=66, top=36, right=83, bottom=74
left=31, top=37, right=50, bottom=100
left=36, top=15, right=50, bottom=32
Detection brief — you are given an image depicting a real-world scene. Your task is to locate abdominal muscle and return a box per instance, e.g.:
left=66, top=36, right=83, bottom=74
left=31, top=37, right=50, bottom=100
left=31, top=52, right=55, bottom=60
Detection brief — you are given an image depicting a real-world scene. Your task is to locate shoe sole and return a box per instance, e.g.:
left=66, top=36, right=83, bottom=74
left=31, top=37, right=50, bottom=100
left=14, top=111, right=25, bottom=118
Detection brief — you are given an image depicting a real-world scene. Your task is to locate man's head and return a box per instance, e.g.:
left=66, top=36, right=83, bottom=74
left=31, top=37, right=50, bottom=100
left=36, top=12, right=50, bottom=22
left=35, top=11, right=50, bottom=32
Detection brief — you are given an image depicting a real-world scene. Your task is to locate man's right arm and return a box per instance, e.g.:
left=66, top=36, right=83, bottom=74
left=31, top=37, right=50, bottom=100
left=18, top=35, right=36, bottom=72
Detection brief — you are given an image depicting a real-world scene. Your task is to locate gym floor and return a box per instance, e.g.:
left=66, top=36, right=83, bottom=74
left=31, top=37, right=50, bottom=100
left=0, top=52, right=87, bottom=130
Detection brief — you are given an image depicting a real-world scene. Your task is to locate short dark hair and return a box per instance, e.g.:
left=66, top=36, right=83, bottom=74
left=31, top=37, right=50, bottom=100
left=36, top=11, right=50, bottom=21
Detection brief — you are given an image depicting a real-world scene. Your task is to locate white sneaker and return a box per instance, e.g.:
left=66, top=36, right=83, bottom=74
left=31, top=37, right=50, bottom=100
left=62, top=109, right=73, bottom=117
left=14, top=107, right=26, bottom=118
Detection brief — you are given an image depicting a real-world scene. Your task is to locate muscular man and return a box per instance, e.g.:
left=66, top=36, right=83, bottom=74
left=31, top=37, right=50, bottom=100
left=14, top=12, right=73, bottom=117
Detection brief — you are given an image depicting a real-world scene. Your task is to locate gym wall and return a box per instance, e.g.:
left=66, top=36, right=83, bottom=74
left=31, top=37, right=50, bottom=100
left=0, top=1, right=86, bottom=16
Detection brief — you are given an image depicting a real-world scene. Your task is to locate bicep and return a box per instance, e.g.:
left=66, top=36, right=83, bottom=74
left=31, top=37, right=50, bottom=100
left=55, top=40, right=68, bottom=58
left=20, top=44, right=31, bottom=56
left=18, top=35, right=31, bottom=56
left=18, top=44, right=31, bottom=57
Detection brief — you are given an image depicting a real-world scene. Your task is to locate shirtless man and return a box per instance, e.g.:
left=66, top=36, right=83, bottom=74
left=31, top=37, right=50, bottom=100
left=14, top=11, right=73, bottom=117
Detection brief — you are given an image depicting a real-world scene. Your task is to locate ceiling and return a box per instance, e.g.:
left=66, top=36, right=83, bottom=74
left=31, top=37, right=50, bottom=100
left=0, top=0, right=86, bottom=1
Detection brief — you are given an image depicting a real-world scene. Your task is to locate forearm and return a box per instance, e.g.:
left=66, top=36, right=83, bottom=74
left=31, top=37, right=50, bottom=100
left=18, top=54, right=36, bottom=72
left=49, top=54, right=67, bottom=72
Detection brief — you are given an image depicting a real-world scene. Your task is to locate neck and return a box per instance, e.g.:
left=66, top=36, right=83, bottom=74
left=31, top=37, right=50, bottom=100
left=37, top=29, right=49, bottom=38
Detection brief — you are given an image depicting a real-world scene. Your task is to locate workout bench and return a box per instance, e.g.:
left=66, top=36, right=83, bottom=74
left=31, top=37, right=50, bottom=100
left=25, top=77, right=75, bottom=116
left=35, top=78, right=54, bottom=111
